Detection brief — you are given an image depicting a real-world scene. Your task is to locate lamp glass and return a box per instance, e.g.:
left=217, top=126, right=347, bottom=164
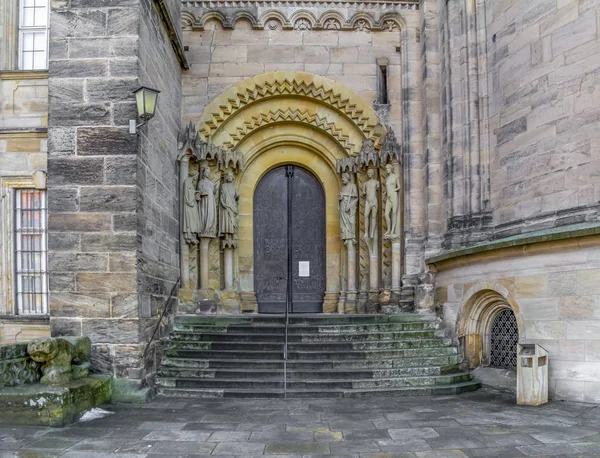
left=133, top=86, right=160, bottom=120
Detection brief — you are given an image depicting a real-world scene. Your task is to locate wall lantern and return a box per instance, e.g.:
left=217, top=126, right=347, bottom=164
left=129, top=86, right=160, bottom=134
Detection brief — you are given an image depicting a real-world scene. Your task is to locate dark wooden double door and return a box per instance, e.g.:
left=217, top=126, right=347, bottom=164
left=254, top=165, right=325, bottom=313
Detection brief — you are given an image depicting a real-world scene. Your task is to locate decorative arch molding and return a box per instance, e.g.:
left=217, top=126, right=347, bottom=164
left=196, top=71, right=386, bottom=151
left=185, top=9, right=406, bottom=32
left=221, top=108, right=356, bottom=155
left=457, top=283, right=525, bottom=368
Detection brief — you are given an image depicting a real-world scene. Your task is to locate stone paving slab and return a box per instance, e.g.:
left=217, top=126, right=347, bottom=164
left=0, top=391, right=600, bottom=457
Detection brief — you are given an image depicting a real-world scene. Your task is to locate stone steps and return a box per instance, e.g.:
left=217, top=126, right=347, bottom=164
left=156, top=314, right=479, bottom=398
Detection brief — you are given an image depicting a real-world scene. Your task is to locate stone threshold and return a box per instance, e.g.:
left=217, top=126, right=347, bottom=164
left=427, top=221, right=600, bottom=265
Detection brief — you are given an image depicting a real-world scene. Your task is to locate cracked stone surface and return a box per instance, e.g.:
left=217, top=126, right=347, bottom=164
left=1, top=391, right=600, bottom=457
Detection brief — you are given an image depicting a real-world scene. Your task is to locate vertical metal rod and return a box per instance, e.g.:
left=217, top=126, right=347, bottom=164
left=284, top=165, right=294, bottom=399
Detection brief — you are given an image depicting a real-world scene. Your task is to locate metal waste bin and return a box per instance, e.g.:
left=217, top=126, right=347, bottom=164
left=517, top=343, right=548, bottom=406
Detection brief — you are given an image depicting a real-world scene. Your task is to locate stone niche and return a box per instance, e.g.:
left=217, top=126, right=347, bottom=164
left=177, top=71, right=406, bottom=316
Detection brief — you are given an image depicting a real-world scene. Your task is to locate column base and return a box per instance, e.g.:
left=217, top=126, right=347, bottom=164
left=323, top=291, right=339, bottom=313
left=240, top=292, right=258, bottom=313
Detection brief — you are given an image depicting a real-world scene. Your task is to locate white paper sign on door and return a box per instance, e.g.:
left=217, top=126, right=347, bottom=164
left=299, top=261, right=310, bottom=277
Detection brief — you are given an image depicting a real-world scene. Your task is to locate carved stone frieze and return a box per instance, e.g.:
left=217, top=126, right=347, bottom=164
left=182, top=4, right=416, bottom=32
left=0, top=343, right=41, bottom=387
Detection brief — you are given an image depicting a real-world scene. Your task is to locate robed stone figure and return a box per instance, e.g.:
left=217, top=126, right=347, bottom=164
left=182, top=171, right=200, bottom=244
left=383, top=164, right=401, bottom=237
left=339, top=172, right=358, bottom=242
left=219, top=171, right=239, bottom=240
left=197, top=166, right=219, bottom=237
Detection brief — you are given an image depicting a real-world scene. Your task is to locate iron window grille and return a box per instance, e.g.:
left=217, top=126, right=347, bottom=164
left=489, top=308, right=518, bottom=369
left=19, top=0, right=49, bottom=70
left=14, top=189, right=48, bottom=315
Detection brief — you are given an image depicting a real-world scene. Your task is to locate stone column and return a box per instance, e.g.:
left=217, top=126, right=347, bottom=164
left=345, top=239, right=357, bottom=313
left=223, top=244, right=234, bottom=290
left=199, top=237, right=211, bottom=289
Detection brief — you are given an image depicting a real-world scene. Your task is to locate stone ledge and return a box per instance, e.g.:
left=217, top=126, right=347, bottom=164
left=0, top=70, right=48, bottom=80
left=427, top=222, right=600, bottom=267
left=0, top=375, right=111, bottom=427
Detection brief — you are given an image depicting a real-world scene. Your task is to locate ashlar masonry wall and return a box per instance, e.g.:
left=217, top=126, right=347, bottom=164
left=47, top=0, right=183, bottom=384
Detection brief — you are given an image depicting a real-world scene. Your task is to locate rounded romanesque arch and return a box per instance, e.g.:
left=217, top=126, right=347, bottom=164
left=457, top=283, right=525, bottom=369
left=195, top=71, right=387, bottom=153
left=181, top=71, right=398, bottom=314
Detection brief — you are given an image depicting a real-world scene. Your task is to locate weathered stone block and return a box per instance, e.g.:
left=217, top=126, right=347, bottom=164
left=111, top=294, right=137, bottom=318
left=83, top=319, right=138, bottom=344
left=47, top=157, right=104, bottom=185
left=50, top=292, right=111, bottom=318
left=49, top=273, right=76, bottom=292
left=49, top=59, right=109, bottom=78
left=48, top=213, right=112, bottom=232
left=79, top=186, right=137, bottom=212
left=80, top=233, right=136, bottom=251
left=0, top=375, right=111, bottom=427
left=86, top=78, right=139, bottom=103
left=76, top=273, right=136, bottom=293
left=105, top=156, right=136, bottom=184
left=48, top=79, right=84, bottom=103
left=113, top=213, right=137, bottom=231
left=516, top=274, right=548, bottom=298
left=559, top=296, right=595, bottom=320
left=51, top=10, right=107, bottom=38
left=107, top=8, right=138, bottom=35
left=48, top=187, right=79, bottom=212
left=49, top=102, right=111, bottom=127
left=109, top=253, right=136, bottom=272
left=49, top=317, right=82, bottom=337
left=48, top=252, right=109, bottom=271
left=548, top=271, right=577, bottom=296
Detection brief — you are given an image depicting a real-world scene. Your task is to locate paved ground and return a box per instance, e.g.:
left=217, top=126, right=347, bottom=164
left=2, top=391, right=600, bottom=457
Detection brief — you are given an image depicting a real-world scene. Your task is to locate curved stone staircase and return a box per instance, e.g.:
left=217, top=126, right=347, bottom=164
left=156, top=314, right=479, bottom=398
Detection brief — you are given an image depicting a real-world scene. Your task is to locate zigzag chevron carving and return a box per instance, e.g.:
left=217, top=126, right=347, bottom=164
left=198, top=76, right=383, bottom=149
left=222, top=109, right=356, bottom=153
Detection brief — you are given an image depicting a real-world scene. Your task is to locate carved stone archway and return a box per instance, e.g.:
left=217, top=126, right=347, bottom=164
left=179, top=71, right=403, bottom=314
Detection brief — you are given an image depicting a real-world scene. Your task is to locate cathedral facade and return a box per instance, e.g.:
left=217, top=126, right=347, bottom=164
left=1, top=0, right=599, bottom=402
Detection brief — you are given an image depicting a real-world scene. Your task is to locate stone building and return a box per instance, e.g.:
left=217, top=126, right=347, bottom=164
left=0, top=0, right=599, bottom=402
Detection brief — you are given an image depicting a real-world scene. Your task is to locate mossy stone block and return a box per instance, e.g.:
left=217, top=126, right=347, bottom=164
left=0, top=375, right=111, bottom=427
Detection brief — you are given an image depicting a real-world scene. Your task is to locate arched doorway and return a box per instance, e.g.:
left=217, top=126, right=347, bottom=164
left=253, top=165, right=326, bottom=313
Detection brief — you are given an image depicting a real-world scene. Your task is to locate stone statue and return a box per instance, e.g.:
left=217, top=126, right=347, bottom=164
left=197, top=165, right=219, bottom=237
left=339, top=172, right=358, bottom=241
left=219, top=171, right=239, bottom=241
left=182, top=170, right=201, bottom=244
left=361, top=168, right=379, bottom=239
left=383, top=164, right=401, bottom=237
left=28, top=336, right=91, bottom=384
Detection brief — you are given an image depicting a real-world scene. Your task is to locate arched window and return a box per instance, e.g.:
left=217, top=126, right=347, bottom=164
left=489, top=308, right=518, bottom=369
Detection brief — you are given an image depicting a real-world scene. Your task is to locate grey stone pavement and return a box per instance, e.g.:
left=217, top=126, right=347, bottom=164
left=2, top=391, right=600, bottom=458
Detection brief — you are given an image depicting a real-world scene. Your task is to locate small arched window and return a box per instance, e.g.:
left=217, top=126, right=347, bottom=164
left=489, top=308, right=519, bottom=369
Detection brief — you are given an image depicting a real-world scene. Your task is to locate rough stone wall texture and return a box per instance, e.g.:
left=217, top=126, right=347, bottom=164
left=435, top=239, right=600, bottom=403
left=46, top=0, right=182, bottom=383
left=487, top=0, right=600, bottom=237
left=137, top=0, right=182, bottom=381
left=438, top=0, right=599, bottom=247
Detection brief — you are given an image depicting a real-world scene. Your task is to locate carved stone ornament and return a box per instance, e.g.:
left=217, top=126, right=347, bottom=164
left=361, top=168, right=379, bottom=239
left=0, top=344, right=40, bottom=387
left=380, top=127, right=401, bottom=165
left=219, top=170, right=239, bottom=244
left=383, top=163, right=401, bottom=238
left=294, top=18, right=311, bottom=29
left=28, top=336, right=91, bottom=384
left=358, top=139, right=379, bottom=169
left=324, top=18, right=341, bottom=30
left=339, top=172, right=358, bottom=242
left=197, top=165, right=219, bottom=238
